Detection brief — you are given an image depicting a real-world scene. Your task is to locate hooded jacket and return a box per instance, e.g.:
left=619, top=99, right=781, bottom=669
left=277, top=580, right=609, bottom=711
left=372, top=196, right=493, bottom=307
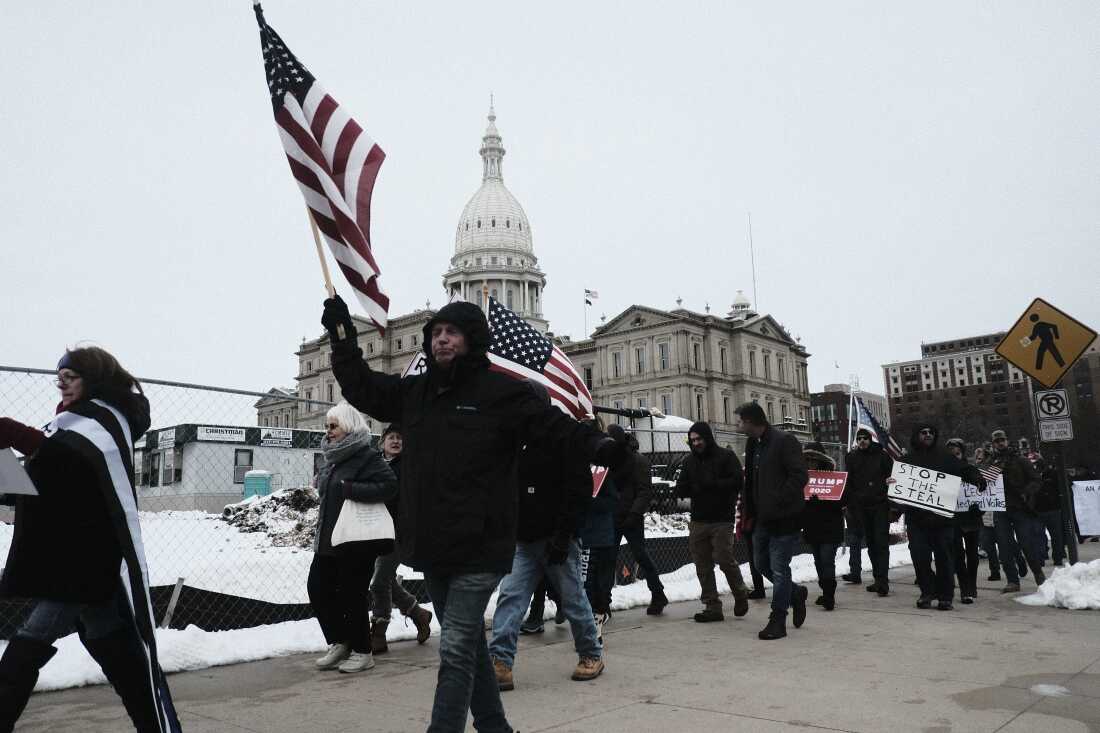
left=844, top=440, right=894, bottom=506
left=607, top=424, right=654, bottom=530
left=674, top=422, right=743, bottom=523
left=901, top=423, right=981, bottom=528
left=330, top=300, right=613, bottom=575
left=517, top=443, right=592, bottom=543
left=743, top=424, right=808, bottom=534
left=801, top=446, right=845, bottom=545
left=988, top=446, right=1040, bottom=513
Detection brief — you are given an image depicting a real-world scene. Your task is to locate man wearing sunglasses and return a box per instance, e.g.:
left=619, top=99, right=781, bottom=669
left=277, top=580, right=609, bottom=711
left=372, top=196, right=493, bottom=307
left=986, top=429, right=1045, bottom=593
left=844, top=429, right=894, bottom=596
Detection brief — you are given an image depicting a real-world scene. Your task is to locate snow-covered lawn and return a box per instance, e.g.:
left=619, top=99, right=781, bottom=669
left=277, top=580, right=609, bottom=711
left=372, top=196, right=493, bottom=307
left=1016, top=559, right=1100, bottom=611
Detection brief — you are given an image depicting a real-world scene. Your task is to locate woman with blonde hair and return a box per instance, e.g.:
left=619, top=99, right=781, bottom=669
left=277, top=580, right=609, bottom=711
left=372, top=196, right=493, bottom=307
left=309, top=401, right=397, bottom=674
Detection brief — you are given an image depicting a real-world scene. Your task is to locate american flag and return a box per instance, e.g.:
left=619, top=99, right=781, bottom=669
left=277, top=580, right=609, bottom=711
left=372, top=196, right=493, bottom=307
left=854, top=396, right=904, bottom=459
left=487, top=297, right=594, bottom=420
left=254, top=4, right=390, bottom=334
left=978, top=464, right=1003, bottom=484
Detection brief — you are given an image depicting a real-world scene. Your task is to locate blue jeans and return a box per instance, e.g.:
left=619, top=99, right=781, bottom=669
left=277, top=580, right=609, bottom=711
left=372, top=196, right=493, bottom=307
left=993, top=511, right=1042, bottom=584
left=16, top=597, right=126, bottom=644
left=489, top=539, right=600, bottom=669
left=424, top=572, right=511, bottom=733
left=752, top=525, right=800, bottom=618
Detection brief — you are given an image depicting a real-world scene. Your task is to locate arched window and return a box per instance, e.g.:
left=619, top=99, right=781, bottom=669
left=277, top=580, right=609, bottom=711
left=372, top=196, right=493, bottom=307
left=477, top=219, right=481, bottom=228
left=506, top=219, right=511, bottom=228
left=465, top=222, right=469, bottom=231
left=518, top=223, right=522, bottom=231
left=491, top=218, right=496, bottom=227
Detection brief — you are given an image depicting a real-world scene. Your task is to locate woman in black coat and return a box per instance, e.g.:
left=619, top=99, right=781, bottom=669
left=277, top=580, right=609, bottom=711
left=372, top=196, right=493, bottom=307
left=0, top=347, right=180, bottom=733
left=802, top=444, right=845, bottom=611
left=309, top=402, right=397, bottom=674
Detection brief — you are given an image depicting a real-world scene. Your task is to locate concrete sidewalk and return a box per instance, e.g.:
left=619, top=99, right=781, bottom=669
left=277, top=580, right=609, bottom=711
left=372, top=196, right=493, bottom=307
left=17, top=544, right=1100, bottom=733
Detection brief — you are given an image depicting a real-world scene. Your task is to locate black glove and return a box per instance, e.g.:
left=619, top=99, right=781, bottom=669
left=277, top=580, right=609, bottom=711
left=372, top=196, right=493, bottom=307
left=321, top=295, right=357, bottom=344
left=593, top=437, right=627, bottom=469
left=546, top=533, right=571, bottom=565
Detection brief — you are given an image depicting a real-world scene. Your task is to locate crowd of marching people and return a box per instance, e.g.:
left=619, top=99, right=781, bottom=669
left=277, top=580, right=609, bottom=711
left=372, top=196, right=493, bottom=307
left=0, top=299, right=1087, bottom=733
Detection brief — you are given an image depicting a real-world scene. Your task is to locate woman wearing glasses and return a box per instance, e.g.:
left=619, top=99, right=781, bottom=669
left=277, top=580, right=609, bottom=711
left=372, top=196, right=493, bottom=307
left=309, top=402, right=397, bottom=674
left=0, top=347, right=179, bottom=732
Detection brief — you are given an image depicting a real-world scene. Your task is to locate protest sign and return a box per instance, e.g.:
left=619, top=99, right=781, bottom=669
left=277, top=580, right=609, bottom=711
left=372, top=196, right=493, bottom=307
left=0, top=449, right=37, bottom=496
left=1072, top=481, right=1100, bottom=535
left=805, top=471, right=847, bottom=501
left=591, top=466, right=609, bottom=498
left=954, top=475, right=1006, bottom=512
left=888, top=461, right=961, bottom=518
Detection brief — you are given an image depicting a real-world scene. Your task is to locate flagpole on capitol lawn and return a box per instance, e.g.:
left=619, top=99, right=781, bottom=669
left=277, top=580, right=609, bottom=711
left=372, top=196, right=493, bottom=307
left=584, top=293, right=588, bottom=337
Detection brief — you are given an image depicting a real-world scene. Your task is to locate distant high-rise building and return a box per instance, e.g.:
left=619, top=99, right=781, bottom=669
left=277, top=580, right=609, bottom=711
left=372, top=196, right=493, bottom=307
left=810, top=384, right=888, bottom=447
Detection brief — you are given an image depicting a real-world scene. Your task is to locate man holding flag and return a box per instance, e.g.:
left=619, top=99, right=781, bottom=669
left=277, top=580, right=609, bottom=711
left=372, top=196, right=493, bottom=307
left=844, top=428, right=895, bottom=595
left=322, top=294, right=624, bottom=732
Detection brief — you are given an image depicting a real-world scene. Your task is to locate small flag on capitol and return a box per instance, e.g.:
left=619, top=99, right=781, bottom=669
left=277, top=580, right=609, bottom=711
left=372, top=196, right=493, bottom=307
left=487, top=298, right=594, bottom=420
left=585, top=289, right=599, bottom=306
left=254, top=3, right=390, bottom=334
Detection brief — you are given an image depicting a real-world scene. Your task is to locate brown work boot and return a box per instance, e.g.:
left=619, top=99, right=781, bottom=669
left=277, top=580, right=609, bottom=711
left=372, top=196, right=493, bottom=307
left=493, top=657, right=514, bottom=691
left=571, top=656, right=605, bottom=681
left=370, top=617, right=389, bottom=654
left=407, top=604, right=434, bottom=644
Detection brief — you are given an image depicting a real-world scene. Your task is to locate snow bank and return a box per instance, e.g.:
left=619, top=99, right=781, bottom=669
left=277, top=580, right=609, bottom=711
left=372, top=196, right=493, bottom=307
left=1016, top=559, right=1100, bottom=610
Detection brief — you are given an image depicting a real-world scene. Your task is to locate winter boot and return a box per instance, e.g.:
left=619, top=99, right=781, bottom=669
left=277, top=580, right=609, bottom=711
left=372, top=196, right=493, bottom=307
left=733, top=593, right=749, bottom=618
left=82, top=628, right=162, bottom=732
left=693, top=607, right=724, bottom=623
left=315, top=643, right=351, bottom=670
left=647, top=589, right=669, bottom=616
left=1001, top=583, right=1021, bottom=594
left=747, top=587, right=767, bottom=600
left=493, top=657, right=514, bottom=691
left=821, top=581, right=836, bottom=611
left=841, top=573, right=862, bottom=585
left=1032, top=565, right=1047, bottom=587
left=370, top=617, right=390, bottom=654
left=406, top=604, right=434, bottom=644
left=0, top=637, right=57, bottom=732
left=571, top=656, right=605, bottom=681
left=757, top=612, right=787, bottom=640
left=987, top=569, right=1001, bottom=582
left=792, top=585, right=808, bottom=628
left=916, top=595, right=933, bottom=609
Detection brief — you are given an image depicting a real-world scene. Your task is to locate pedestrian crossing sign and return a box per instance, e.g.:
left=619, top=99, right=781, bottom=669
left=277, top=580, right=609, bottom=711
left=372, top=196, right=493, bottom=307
left=996, top=298, right=1097, bottom=388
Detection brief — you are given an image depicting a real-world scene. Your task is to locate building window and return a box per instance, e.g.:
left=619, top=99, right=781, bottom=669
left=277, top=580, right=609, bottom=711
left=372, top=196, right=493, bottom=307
left=507, top=289, right=514, bottom=309
left=491, top=218, right=496, bottom=227
left=766, top=401, right=775, bottom=423
left=326, top=383, right=334, bottom=403
left=637, top=397, right=648, bottom=410
left=661, top=393, right=673, bottom=415
left=695, top=393, right=704, bottom=420
left=396, top=338, right=403, bottom=351
left=693, top=343, right=701, bottom=370
left=583, top=366, right=593, bottom=390
left=720, top=347, right=727, bottom=374
left=658, top=342, right=670, bottom=371
left=749, top=350, right=757, bottom=377
left=368, top=342, right=374, bottom=354
left=612, top=352, right=623, bottom=378
left=283, top=415, right=290, bottom=428
left=306, top=360, right=312, bottom=373
left=477, top=219, right=481, bottom=228
left=723, top=397, right=730, bottom=424
left=764, top=354, right=771, bottom=380
left=778, top=357, right=786, bottom=384
left=635, top=345, right=646, bottom=375
left=235, top=449, right=253, bottom=468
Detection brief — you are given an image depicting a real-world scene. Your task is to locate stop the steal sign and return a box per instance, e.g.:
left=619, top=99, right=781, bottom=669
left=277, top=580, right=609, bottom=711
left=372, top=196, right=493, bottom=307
left=888, top=461, right=962, bottom=518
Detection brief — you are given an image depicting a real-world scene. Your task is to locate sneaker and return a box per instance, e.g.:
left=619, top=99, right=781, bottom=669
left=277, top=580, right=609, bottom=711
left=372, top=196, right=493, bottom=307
left=493, top=657, right=514, bottom=691
left=315, top=643, right=351, bottom=670
left=960, top=596, right=974, bottom=604
left=733, top=595, right=749, bottom=617
left=916, top=596, right=933, bottom=609
left=936, top=600, right=953, bottom=611
left=792, top=585, right=808, bottom=629
left=693, top=608, right=724, bottom=623
left=520, top=616, right=545, bottom=635
left=337, top=651, right=375, bottom=673
left=1001, top=583, right=1021, bottom=594
left=747, top=588, right=766, bottom=600
left=647, top=589, right=669, bottom=616
left=571, top=656, right=605, bottom=681
left=554, top=604, right=566, bottom=625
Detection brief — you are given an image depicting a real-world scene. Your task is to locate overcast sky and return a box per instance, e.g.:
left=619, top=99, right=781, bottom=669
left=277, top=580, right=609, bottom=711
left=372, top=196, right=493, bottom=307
left=3, top=1, right=1097, bottom=402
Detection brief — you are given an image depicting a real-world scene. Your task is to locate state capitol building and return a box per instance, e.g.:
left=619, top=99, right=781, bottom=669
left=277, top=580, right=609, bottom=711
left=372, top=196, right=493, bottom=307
left=258, top=106, right=812, bottom=438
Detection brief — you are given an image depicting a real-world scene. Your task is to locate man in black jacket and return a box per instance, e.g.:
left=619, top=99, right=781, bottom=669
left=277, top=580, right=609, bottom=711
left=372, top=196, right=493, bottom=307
left=676, top=421, right=750, bottom=623
left=844, top=429, right=895, bottom=596
left=607, top=425, right=668, bottom=615
left=739, top=403, right=809, bottom=640
left=322, top=296, right=623, bottom=733
left=987, top=429, right=1046, bottom=592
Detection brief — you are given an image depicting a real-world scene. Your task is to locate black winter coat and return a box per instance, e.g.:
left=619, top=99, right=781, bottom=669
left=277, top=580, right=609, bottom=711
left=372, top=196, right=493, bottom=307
left=612, top=451, right=653, bottom=530
left=315, top=444, right=398, bottom=557
left=989, top=449, right=1040, bottom=513
left=1034, top=467, right=1061, bottom=513
left=517, top=445, right=591, bottom=543
left=675, top=422, right=743, bottom=523
left=743, top=426, right=808, bottom=535
left=330, top=302, right=610, bottom=575
left=1, top=392, right=149, bottom=603
left=899, top=426, right=982, bottom=529
left=801, top=449, right=844, bottom=545
left=844, top=444, right=894, bottom=506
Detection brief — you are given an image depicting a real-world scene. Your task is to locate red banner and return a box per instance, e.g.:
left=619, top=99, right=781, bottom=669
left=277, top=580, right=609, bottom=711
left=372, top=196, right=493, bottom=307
left=591, top=466, right=609, bottom=498
left=805, top=470, right=847, bottom=501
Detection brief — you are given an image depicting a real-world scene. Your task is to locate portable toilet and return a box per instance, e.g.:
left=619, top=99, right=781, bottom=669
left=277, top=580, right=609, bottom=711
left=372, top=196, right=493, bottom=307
left=243, top=470, right=273, bottom=498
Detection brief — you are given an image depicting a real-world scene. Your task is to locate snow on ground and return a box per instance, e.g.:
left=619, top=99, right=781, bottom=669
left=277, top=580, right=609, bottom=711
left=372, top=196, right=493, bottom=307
left=12, top=544, right=915, bottom=693
left=1016, top=559, right=1100, bottom=610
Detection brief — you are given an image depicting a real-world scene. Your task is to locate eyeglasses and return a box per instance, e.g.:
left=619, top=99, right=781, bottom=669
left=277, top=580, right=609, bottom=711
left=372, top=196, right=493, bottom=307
left=54, top=373, right=82, bottom=387
left=919, top=429, right=935, bottom=436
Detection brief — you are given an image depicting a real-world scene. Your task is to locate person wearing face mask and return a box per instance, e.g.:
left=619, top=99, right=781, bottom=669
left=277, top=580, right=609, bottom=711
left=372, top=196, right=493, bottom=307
left=368, top=424, right=434, bottom=655
left=0, top=347, right=180, bottom=733
left=986, top=429, right=1045, bottom=593
left=321, top=295, right=625, bottom=733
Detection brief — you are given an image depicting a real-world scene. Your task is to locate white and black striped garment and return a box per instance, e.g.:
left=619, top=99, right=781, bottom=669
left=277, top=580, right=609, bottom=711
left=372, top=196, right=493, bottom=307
left=43, top=399, right=181, bottom=732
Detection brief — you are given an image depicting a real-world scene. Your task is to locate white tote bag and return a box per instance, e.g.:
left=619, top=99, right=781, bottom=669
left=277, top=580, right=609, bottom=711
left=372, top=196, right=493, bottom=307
left=330, top=499, right=395, bottom=546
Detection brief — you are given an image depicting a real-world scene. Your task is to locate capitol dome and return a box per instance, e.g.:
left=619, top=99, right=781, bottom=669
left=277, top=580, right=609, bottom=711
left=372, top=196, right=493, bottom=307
left=453, top=106, right=533, bottom=254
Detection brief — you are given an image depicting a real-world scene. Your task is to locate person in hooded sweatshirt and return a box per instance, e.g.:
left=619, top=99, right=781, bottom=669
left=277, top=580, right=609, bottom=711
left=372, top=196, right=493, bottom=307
left=843, top=428, right=894, bottom=596
left=985, top=429, right=1045, bottom=593
left=946, top=438, right=983, bottom=605
left=675, top=421, right=751, bottom=623
left=893, top=424, right=983, bottom=611
left=801, top=443, right=844, bottom=611
left=322, top=295, right=625, bottom=733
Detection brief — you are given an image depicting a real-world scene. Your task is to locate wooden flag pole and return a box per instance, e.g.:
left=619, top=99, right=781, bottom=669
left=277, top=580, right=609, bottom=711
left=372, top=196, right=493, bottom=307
left=306, top=207, right=336, bottom=298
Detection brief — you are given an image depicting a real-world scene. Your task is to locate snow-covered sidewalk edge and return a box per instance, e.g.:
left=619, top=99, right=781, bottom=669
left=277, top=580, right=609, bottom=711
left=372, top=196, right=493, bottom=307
left=17, top=544, right=914, bottom=693
left=1016, top=558, right=1100, bottom=610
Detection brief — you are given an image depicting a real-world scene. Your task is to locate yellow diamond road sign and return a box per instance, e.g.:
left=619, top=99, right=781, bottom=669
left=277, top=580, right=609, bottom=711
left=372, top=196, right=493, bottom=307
left=996, top=298, right=1097, bottom=388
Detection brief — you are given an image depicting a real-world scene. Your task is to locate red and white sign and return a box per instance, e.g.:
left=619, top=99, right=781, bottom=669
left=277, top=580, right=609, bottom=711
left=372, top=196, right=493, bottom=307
left=591, top=466, right=609, bottom=498
left=805, top=470, right=848, bottom=501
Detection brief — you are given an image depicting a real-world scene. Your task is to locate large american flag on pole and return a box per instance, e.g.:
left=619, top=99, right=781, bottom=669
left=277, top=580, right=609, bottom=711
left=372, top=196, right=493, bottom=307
left=254, top=3, right=390, bottom=334
left=487, top=297, right=594, bottom=420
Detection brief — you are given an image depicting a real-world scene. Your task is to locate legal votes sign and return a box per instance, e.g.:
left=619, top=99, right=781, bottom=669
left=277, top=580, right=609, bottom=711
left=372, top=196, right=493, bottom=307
left=888, top=462, right=962, bottom=518
left=805, top=471, right=848, bottom=501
